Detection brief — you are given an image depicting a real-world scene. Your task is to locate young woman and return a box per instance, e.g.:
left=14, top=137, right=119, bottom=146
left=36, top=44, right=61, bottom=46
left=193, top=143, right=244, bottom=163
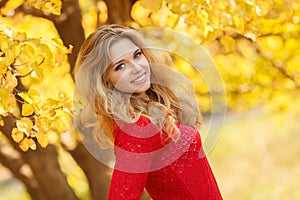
left=74, top=24, right=222, bottom=199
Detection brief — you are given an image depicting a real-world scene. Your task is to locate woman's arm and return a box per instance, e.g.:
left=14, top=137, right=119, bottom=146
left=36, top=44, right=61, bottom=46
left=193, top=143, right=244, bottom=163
left=108, top=168, right=150, bottom=200
left=108, top=118, right=161, bottom=200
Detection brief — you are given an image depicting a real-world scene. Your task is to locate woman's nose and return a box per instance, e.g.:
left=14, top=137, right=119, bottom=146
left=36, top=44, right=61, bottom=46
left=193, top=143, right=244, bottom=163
left=130, top=61, right=142, bottom=73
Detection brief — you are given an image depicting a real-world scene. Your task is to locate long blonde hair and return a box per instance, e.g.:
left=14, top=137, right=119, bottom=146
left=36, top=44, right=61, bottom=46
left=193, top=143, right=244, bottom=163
left=74, top=24, right=201, bottom=148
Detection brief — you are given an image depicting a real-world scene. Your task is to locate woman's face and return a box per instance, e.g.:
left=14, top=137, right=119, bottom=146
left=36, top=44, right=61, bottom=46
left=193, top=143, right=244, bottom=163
left=108, top=38, right=151, bottom=94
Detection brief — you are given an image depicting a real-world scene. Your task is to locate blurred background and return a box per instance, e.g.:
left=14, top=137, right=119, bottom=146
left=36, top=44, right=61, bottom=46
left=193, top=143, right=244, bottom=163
left=0, top=0, right=299, bottom=199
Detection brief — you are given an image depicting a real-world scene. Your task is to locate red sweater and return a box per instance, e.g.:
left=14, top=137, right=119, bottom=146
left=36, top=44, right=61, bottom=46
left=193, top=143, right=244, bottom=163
left=108, top=116, right=222, bottom=200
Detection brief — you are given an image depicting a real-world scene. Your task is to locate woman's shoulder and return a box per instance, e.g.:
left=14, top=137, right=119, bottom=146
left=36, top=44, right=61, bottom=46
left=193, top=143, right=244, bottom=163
left=134, top=115, right=152, bottom=127
left=113, top=116, right=160, bottom=139
left=112, top=116, right=165, bottom=153
left=113, top=116, right=199, bottom=140
left=113, top=116, right=198, bottom=132
left=113, top=115, right=152, bottom=129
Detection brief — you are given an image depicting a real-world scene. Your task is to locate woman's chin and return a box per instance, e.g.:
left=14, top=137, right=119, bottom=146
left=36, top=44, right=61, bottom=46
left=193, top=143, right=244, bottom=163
left=133, top=82, right=151, bottom=94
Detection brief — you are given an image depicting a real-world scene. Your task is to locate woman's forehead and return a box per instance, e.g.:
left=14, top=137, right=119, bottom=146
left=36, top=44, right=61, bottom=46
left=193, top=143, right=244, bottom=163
left=109, top=38, right=139, bottom=62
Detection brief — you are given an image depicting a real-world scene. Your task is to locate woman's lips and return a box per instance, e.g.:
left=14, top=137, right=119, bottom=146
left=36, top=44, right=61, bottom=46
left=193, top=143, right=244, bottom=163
left=131, top=73, right=146, bottom=83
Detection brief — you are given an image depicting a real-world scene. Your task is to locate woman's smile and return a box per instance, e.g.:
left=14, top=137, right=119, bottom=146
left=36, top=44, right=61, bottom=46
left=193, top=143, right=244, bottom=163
left=131, top=73, right=146, bottom=83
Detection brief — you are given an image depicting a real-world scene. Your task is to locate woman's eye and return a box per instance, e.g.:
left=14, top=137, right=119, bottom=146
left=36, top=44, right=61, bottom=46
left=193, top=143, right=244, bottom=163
left=134, top=50, right=142, bottom=59
left=115, top=63, right=125, bottom=71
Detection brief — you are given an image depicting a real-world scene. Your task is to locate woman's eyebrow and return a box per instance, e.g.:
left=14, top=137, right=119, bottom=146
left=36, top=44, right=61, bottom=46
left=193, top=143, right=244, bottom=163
left=112, top=59, right=124, bottom=66
left=112, top=48, right=141, bottom=66
left=133, top=48, right=141, bottom=54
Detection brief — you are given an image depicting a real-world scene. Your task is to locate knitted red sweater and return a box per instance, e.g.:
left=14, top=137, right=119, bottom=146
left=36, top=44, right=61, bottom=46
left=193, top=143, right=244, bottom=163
left=108, top=116, right=222, bottom=200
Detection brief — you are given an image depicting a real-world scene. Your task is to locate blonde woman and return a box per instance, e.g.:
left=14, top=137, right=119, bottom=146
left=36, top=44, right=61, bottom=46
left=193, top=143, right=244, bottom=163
left=74, top=24, right=222, bottom=200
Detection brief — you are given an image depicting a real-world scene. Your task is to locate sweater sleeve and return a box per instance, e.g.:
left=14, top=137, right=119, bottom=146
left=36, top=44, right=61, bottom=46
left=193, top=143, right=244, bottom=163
left=108, top=117, right=162, bottom=200
left=108, top=168, right=149, bottom=200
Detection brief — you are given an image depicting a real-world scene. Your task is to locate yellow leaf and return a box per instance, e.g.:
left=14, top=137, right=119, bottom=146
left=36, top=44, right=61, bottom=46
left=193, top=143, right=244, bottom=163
left=220, top=35, right=235, bottom=52
left=141, top=0, right=162, bottom=11
left=0, top=119, right=4, bottom=126
left=131, top=1, right=152, bottom=26
left=233, top=16, right=245, bottom=33
left=45, top=98, right=62, bottom=108
left=11, top=128, right=24, bottom=142
left=35, top=55, right=45, bottom=65
left=20, top=42, right=35, bottom=60
left=34, top=116, right=52, bottom=132
left=166, top=13, right=179, bottom=28
left=16, top=117, right=33, bottom=137
left=33, top=43, right=53, bottom=69
left=13, top=32, right=27, bottom=41
left=4, top=71, right=18, bottom=92
left=52, top=38, right=64, bottom=46
left=36, top=132, right=49, bottom=148
left=18, top=92, right=32, bottom=104
left=0, top=60, right=6, bottom=75
left=0, top=32, right=9, bottom=48
left=15, top=63, right=32, bottom=76
left=52, top=110, right=71, bottom=133
left=26, top=0, right=62, bottom=15
left=22, top=103, right=34, bottom=116
left=44, top=1, right=62, bottom=15
left=32, top=103, right=41, bottom=115
left=255, top=1, right=271, bottom=17
left=150, top=2, right=173, bottom=27
left=19, top=137, right=36, bottom=151
left=27, top=138, right=37, bottom=150
left=19, top=138, right=29, bottom=152
left=28, top=89, right=41, bottom=102
left=6, top=40, right=19, bottom=66
left=31, top=61, right=44, bottom=80
left=168, top=1, right=182, bottom=14
left=0, top=89, right=10, bottom=110
left=0, top=0, right=24, bottom=16
left=55, top=50, right=64, bottom=66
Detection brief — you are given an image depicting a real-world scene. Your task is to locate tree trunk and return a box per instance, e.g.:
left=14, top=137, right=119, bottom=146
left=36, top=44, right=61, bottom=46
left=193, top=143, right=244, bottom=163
left=24, top=145, right=78, bottom=200
left=67, top=142, right=112, bottom=199
left=52, top=0, right=85, bottom=72
left=104, top=0, right=133, bottom=24
left=0, top=137, right=45, bottom=200
left=0, top=116, right=78, bottom=200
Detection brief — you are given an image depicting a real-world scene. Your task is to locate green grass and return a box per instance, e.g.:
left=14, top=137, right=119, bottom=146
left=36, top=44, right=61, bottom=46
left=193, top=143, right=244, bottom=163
left=208, top=109, right=300, bottom=200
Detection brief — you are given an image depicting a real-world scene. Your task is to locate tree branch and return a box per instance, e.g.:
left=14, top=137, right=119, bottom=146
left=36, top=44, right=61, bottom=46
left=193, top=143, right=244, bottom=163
left=0, top=0, right=9, bottom=8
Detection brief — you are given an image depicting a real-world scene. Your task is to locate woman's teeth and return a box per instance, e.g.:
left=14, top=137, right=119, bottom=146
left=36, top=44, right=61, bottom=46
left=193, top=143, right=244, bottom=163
left=133, top=74, right=146, bottom=83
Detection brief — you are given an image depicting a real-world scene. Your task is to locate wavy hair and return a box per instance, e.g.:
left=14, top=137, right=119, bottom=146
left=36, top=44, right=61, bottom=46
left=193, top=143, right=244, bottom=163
left=74, top=24, right=201, bottom=148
